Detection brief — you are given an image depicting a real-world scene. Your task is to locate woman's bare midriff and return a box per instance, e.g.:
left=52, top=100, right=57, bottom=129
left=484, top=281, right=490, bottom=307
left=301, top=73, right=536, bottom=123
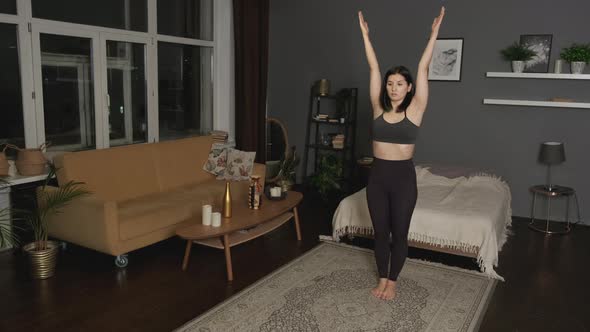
left=373, top=141, right=415, bottom=160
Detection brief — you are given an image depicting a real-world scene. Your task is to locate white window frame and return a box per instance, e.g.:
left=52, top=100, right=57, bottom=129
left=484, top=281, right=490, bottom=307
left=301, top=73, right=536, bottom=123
left=30, top=23, right=104, bottom=149
left=100, top=32, right=153, bottom=148
left=1, top=0, right=232, bottom=150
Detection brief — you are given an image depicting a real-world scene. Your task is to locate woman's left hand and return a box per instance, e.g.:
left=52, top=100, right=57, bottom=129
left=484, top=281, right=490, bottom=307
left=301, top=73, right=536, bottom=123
left=431, top=6, right=445, bottom=36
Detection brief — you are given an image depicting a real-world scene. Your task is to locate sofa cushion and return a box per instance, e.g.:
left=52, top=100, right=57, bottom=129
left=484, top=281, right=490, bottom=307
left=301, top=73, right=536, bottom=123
left=152, top=135, right=216, bottom=191
left=203, top=143, right=230, bottom=176
left=217, top=148, right=256, bottom=181
left=54, top=143, right=160, bottom=201
left=118, top=179, right=228, bottom=240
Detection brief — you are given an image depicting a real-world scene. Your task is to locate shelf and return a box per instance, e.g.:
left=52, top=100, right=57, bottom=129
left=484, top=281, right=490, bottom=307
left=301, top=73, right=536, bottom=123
left=2, top=173, right=50, bottom=186
left=486, top=72, right=590, bottom=80
left=311, top=119, right=353, bottom=126
left=306, top=144, right=349, bottom=151
left=193, top=212, right=294, bottom=249
left=483, top=99, right=590, bottom=109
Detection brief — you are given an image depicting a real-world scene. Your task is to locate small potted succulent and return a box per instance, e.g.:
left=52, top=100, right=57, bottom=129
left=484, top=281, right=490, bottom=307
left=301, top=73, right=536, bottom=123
left=560, top=43, right=590, bottom=74
left=500, top=42, right=537, bottom=73
left=276, top=146, right=300, bottom=192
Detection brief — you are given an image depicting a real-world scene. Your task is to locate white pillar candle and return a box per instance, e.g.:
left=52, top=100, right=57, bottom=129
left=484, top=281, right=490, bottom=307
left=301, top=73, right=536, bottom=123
left=270, top=187, right=280, bottom=197
left=202, top=205, right=212, bottom=225
left=211, top=212, right=222, bottom=227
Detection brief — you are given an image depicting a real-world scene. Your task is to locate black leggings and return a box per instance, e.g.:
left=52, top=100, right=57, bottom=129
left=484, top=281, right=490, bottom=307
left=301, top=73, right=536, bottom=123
left=366, top=158, right=417, bottom=281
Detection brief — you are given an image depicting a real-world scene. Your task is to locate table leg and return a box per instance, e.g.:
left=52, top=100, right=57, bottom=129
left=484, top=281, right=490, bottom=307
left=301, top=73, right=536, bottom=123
left=182, top=240, right=192, bottom=271
left=546, top=196, right=552, bottom=233
left=565, top=195, right=571, bottom=232
left=530, top=192, right=537, bottom=225
left=223, top=234, right=233, bottom=281
left=293, top=206, right=302, bottom=241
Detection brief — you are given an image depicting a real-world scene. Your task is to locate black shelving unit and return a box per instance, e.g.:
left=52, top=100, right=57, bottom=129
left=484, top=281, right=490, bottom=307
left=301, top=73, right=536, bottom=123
left=302, top=87, right=358, bottom=189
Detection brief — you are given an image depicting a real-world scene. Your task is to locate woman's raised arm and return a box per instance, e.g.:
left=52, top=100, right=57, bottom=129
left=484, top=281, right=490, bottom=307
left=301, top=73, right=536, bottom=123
left=359, top=11, right=382, bottom=116
left=413, top=7, right=445, bottom=112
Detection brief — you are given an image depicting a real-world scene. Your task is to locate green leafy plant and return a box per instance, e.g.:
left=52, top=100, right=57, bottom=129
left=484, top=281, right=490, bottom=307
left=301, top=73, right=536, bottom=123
left=560, top=43, right=590, bottom=63
left=0, top=178, right=20, bottom=248
left=500, top=42, right=536, bottom=61
left=24, top=163, right=90, bottom=251
left=277, top=146, right=300, bottom=184
left=310, top=154, right=343, bottom=200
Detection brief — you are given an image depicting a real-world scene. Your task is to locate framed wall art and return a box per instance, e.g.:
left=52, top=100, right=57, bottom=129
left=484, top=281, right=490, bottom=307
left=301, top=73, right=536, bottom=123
left=520, top=34, right=553, bottom=73
left=428, top=38, right=464, bottom=81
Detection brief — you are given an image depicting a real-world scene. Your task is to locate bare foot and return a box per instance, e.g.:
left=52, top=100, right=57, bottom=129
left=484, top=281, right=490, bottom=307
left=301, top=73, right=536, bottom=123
left=371, top=278, right=388, bottom=299
left=382, top=280, right=397, bottom=300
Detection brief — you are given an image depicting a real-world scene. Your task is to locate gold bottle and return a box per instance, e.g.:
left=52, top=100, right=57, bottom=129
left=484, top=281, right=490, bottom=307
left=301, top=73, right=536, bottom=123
left=222, top=181, right=232, bottom=218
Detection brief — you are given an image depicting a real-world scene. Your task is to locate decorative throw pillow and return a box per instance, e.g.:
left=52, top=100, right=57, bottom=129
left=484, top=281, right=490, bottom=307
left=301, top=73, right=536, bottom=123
left=216, top=148, right=256, bottom=181
left=203, top=143, right=230, bottom=176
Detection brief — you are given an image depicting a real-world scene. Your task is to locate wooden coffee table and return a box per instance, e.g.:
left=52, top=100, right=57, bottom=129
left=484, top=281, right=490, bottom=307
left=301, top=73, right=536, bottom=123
left=176, top=191, right=303, bottom=281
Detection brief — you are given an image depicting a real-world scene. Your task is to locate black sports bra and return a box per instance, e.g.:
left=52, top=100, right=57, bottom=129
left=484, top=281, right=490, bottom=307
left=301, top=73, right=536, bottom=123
left=373, top=111, right=419, bottom=144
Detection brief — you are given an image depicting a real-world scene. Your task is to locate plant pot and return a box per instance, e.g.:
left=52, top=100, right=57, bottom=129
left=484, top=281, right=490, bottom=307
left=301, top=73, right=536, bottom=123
left=0, top=150, right=8, bottom=177
left=23, top=241, right=59, bottom=279
left=570, top=61, right=586, bottom=74
left=277, top=179, right=293, bottom=192
left=511, top=61, right=525, bottom=73
left=16, top=148, right=47, bottom=176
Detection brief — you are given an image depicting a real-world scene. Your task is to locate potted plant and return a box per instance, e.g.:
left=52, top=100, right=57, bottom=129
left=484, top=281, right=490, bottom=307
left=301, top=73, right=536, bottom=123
left=21, top=163, right=90, bottom=279
left=560, top=43, right=590, bottom=74
left=276, top=146, right=300, bottom=191
left=500, top=42, right=536, bottom=73
left=310, top=154, right=343, bottom=202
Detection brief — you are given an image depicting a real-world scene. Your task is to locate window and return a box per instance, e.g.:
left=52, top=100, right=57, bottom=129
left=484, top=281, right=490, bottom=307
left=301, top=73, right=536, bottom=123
left=0, top=23, right=25, bottom=153
left=39, top=34, right=96, bottom=150
left=157, top=42, right=212, bottom=141
left=1, top=0, right=221, bottom=152
left=157, top=0, right=213, bottom=41
left=0, top=0, right=16, bottom=14
left=106, top=40, right=148, bottom=146
left=32, top=0, right=147, bottom=32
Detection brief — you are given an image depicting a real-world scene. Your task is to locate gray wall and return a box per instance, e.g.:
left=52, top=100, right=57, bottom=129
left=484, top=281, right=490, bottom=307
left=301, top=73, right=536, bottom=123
left=267, top=0, right=590, bottom=223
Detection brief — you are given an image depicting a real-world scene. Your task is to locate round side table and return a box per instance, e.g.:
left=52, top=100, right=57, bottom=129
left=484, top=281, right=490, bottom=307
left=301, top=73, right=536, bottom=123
left=529, top=185, right=580, bottom=234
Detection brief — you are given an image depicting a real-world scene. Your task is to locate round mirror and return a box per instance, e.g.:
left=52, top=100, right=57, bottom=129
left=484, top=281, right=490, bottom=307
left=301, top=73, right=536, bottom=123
left=266, top=117, right=289, bottom=183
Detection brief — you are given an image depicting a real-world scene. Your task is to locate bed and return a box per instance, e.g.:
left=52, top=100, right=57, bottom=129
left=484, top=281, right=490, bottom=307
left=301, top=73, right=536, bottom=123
left=327, top=164, right=512, bottom=280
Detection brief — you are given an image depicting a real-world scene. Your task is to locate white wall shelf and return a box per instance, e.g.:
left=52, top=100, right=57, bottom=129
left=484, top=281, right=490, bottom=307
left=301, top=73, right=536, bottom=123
left=483, top=99, right=590, bottom=109
left=486, top=72, right=590, bottom=80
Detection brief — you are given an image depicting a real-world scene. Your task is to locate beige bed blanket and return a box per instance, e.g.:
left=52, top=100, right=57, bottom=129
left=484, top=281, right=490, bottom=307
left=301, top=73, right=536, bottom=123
left=329, top=166, right=512, bottom=280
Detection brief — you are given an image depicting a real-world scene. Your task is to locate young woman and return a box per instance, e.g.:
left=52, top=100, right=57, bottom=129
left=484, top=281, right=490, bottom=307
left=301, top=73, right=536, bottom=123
left=359, top=7, right=445, bottom=300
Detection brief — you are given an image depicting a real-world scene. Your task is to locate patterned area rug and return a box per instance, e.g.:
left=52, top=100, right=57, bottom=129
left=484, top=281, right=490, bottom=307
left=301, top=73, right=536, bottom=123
left=177, top=242, right=496, bottom=332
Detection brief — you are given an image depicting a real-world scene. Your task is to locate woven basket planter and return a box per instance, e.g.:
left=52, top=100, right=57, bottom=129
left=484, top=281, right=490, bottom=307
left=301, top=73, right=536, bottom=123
left=15, top=143, right=48, bottom=176
left=0, top=145, right=9, bottom=176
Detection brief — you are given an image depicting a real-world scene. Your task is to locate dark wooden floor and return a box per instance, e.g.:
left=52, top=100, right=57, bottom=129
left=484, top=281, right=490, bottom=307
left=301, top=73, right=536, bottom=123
left=0, top=190, right=588, bottom=332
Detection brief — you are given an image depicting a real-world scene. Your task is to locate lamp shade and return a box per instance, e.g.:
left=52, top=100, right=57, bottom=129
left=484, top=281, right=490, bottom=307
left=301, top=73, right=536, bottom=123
left=539, top=142, right=565, bottom=164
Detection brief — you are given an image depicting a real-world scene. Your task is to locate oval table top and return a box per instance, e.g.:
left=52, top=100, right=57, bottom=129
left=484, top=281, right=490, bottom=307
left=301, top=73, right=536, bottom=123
left=176, top=191, right=303, bottom=240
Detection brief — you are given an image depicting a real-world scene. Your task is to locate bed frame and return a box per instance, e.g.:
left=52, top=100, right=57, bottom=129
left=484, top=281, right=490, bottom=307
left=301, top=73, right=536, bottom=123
left=349, top=233, right=478, bottom=259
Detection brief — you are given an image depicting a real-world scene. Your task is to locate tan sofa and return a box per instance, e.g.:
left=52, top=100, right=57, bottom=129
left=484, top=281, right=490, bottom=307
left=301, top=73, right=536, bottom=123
left=47, top=135, right=264, bottom=266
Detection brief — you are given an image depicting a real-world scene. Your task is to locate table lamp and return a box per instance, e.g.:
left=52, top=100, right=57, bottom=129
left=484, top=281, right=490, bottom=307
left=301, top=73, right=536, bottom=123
left=538, top=142, right=565, bottom=192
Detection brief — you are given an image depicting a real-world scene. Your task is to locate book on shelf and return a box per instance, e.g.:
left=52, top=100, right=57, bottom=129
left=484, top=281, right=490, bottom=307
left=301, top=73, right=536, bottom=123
left=332, top=134, right=345, bottom=149
left=313, top=114, right=329, bottom=121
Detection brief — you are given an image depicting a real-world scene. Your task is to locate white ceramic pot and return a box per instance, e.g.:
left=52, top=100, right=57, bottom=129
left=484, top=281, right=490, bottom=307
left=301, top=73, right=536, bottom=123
left=570, top=61, right=586, bottom=74
left=511, top=61, right=525, bottom=73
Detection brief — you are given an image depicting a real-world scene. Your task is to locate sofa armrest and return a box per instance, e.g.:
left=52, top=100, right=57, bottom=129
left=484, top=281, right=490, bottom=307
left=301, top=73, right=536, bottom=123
left=41, top=186, right=121, bottom=255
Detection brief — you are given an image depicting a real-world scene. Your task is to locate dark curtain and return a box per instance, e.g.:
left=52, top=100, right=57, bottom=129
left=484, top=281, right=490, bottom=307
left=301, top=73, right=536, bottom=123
left=233, top=0, right=269, bottom=163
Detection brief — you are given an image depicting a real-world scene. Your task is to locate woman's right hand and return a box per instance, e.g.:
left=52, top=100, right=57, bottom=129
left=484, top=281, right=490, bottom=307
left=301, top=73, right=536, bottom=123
left=358, top=11, right=369, bottom=36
